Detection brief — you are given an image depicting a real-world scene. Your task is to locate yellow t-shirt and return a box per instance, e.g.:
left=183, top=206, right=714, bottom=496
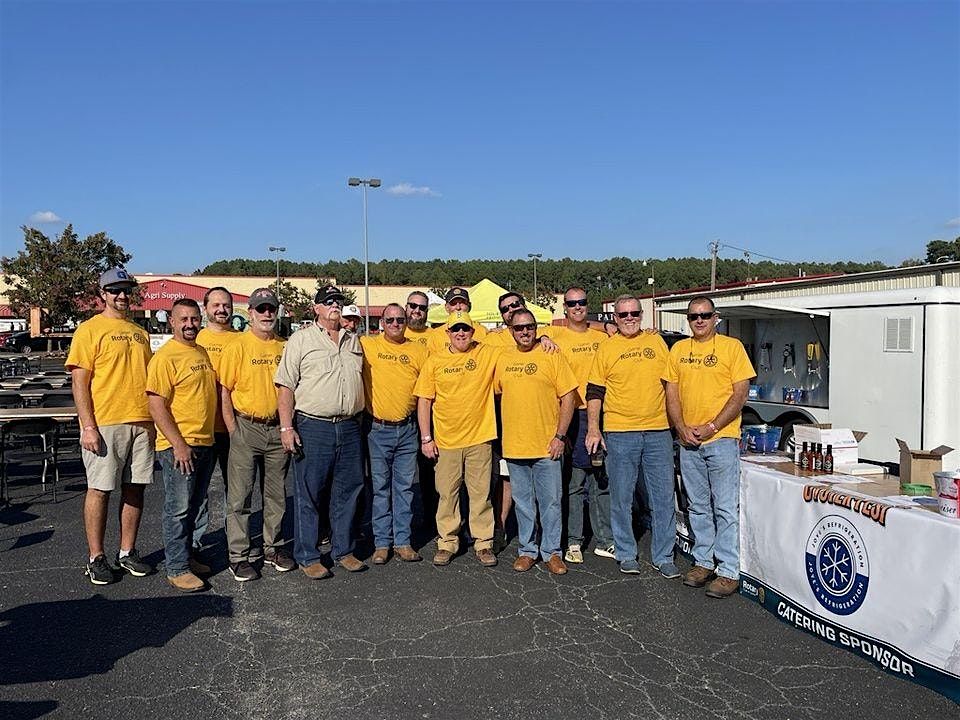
left=494, top=348, right=578, bottom=459
left=196, top=326, right=239, bottom=433
left=404, top=326, right=431, bottom=351
left=218, top=331, right=286, bottom=419
left=587, top=332, right=670, bottom=432
left=360, top=334, right=428, bottom=421
left=479, top=327, right=515, bottom=347
left=413, top=342, right=501, bottom=450
left=146, top=340, right=218, bottom=450
left=426, top=322, right=488, bottom=355
left=65, top=314, right=152, bottom=425
left=547, top=325, right=607, bottom=409
left=663, top=333, right=756, bottom=442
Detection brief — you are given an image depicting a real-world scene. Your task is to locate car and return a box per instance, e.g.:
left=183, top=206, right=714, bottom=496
left=1, top=330, right=72, bottom=355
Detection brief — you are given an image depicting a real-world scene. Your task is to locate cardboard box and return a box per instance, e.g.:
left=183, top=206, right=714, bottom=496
left=895, top=439, right=954, bottom=489
left=793, top=424, right=866, bottom=467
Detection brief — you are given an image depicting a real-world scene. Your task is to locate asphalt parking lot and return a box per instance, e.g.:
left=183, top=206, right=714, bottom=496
left=0, top=371, right=956, bottom=719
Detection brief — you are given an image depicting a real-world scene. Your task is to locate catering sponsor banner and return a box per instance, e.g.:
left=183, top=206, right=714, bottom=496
left=739, top=464, right=960, bottom=703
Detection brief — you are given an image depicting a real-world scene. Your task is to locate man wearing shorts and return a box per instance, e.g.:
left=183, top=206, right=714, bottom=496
left=68, top=267, right=155, bottom=585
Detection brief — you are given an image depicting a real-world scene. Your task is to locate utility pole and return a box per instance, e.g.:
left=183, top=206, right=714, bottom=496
left=710, top=240, right=720, bottom=291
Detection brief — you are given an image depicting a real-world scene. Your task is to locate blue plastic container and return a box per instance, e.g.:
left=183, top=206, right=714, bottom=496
left=741, top=424, right=782, bottom=454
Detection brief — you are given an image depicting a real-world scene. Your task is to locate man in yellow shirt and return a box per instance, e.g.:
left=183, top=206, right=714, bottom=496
left=550, top=286, right=614, bottom=564
left=146, top=299, right=218, bottom=592
left=219, top=288, right=292, bottom=582
left=664, top=296, right=755, bottom=598
left=494, top=309, right=578, bottom=575
left=415, top=311, right=500, bottom=567
left=360, top=303, right=428, bottom=564
left=403, top=291, right=431, bottom=350
left=67, top=267, right=155, bottom=585
left=585, top=295, right=676, bottom=578
left=425, top=287, right=488, bottom=354
left=404, top=290, right=437, bottom=533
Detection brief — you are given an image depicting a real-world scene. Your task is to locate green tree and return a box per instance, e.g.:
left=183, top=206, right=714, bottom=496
left=271, top=279, right=315, bottom=321
left=925, top=237, right=960, bottom=263
left=1, top=224, right=132, bottom=325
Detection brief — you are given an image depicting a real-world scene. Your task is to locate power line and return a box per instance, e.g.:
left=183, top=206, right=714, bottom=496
left=716, top=242, right=800, bottom=265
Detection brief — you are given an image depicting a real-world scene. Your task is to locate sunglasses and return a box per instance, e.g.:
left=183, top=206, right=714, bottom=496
left=617, top=310, right=642, bottom=319
left=499, top=300, right=523, bottom=314
left=510, top=323, right=537, bottom=332
left=407, top=302, right=427, bottom=311
left=564, top=298, right=588, bottom=307
left=687, top=312, right=715, bottom=321
left=321, top=298, right=343, bottom=307
left=383, top=316, right=406, bottom=325
left=104, top=287, right=132, bottom=296
left=449, top=324, right=473, bottom=333
left=253, top=304, right=277, bottom=314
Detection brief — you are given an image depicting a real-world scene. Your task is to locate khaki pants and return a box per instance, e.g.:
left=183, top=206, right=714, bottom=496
left=435, top=442, right=494, bottom=553
left=225, top=417, right=289, bottom=563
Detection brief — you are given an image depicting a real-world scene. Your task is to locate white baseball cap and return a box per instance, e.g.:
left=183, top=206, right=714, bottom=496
left=341, top=304, right=362, bottom=318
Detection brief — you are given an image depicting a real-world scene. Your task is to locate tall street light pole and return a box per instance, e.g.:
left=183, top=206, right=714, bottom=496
left=527, top=253, right=542, bottom=305
left=268, top=245, right=286, bottom=311
left=348, top=177, right=381, bottom=334
left=643, top=259, right=656, bottom=330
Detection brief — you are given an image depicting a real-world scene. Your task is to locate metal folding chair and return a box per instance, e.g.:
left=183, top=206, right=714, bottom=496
left=0, top=418, right=61, bottom=502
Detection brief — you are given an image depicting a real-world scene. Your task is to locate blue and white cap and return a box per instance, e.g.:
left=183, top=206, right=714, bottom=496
left=99, top=267, right=137, bottom=289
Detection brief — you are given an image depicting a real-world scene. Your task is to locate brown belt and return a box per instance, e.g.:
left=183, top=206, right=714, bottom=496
left=370, top=413, right=415, bottom=427
left=236, top=412, right=280, bottom=426
left=296, top=410, right=362, bottom=424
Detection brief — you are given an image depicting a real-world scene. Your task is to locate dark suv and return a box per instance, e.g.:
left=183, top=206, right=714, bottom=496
left=1, top=331, right=72, bottom=354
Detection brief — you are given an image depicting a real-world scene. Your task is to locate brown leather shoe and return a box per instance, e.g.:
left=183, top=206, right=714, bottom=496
left=545, top=554, right=568, bottom=575
left=301, top=563, right=332, bottom=580
left=167, top=571, right=205, bottom=593
left=395, top=545, right=422, bottom=562
left=337, top=553, right=368, bottom=572
left=512, top=555, right=536, bottom=572
left=705, top=576, right=740, bottom=599
left=433, top=549, right=454, bottom=566
left=476, top=548, right=498, bottom=567
left=372, top=547, right=390, bottom=565
left=683, top=566, right=716, bottom=588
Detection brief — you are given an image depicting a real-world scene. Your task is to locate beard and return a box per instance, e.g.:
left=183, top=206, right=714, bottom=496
left=407, top=315, right=427, bottom=331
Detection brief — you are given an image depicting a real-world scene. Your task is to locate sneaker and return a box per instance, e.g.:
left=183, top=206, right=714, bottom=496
left=619, top=559, right=641, bottom=575
left=564, top=545, right=584, bottom=564
left=230, top=560, right=260, bottom=582
left=85, top=555, right=115, bottom=585
left=116, top=549, right=152, bottom=577
left=657, top=561, right=681, bottom=580
left=593, top=544, right=616, bottom=559
left=264, top=548, right=296, bottom=572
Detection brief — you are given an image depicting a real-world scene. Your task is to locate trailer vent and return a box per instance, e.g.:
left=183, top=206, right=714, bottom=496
left=883, top=317, right=913, bottom=352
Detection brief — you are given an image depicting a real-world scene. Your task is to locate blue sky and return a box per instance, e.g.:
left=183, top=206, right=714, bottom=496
left=2, top=1, right=957, bottom=273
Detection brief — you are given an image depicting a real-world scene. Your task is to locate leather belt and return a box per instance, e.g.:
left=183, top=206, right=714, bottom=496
left=236, top=412, right=280, bottom=426
left=370, top=413, right=415, bottom=427
left=296, top=410, right=362, bottom=424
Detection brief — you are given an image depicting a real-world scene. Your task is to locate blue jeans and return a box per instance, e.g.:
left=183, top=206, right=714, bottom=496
left=505, top=457, right=563, bottom=560
left=367, top=418, right=418, bottom=548
left=159, top=446, right=216, bottom=577
left=679, top=437, right=740, bottom=579
left=604, top=429, right=675, bottom=566
left=565, top=466, right=613, bottom=548
left=292, top=413, right=364, bottom=566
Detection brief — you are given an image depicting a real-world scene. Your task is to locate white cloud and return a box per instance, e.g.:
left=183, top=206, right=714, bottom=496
left=29, top=210, right=63, bottom=224
left=386, top=182, right=441, bottom=197
left=946, top=217, right=960, bottom=228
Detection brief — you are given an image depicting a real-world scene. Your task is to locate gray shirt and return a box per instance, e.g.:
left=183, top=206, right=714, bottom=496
left=274, top=324, right=364, bottom=418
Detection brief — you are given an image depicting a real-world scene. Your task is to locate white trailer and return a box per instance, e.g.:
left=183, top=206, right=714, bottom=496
left=681, top=287, right=959, bottom=471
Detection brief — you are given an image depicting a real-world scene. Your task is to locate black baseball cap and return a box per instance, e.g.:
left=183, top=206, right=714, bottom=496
left=315, top=284, right=346, bottom=304
left=445, top=287, right=470, bottom=303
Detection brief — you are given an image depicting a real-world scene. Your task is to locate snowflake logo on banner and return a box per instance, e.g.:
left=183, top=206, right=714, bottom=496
left=805, top=515, right=870, bottom=616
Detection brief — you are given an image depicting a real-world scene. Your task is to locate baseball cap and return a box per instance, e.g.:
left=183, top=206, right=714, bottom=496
left=315, top=284, right=346, bottom=304
left=341, top=304, right=361, bottom=318
left=445, top=287, right=470, bottom=304
left=99, top=267, right=137, bottom=289
left=248, top=288, right=280, bottom=308
left=445, top=311, right=475, bottom=329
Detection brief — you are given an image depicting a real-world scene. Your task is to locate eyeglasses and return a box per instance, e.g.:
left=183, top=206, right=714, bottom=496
left=383, top=316, right=406, bottom=325
left=253, top=304, right=277, bottom=314
left=499, top=300, right=523, bottom=314
left=321, top=298, right=343, bottom=307
left=687, top=312, right=715, bottom=321
left=407, top=302, right=427, bottom=311
left=564, top=298, right=588, bottom=307
left=104, top=287, right=132, bottom=296
left=510, top=323, right=537, bottom=332
left=617, top=310, right=642, bottom=319
left=449, top=324, right=473, bottom=333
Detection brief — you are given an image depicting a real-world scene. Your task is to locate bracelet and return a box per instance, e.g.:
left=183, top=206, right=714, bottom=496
left=421, top=436, right=433, bottom=444
left=708, top=421, right=718, bottom=434
left=554, top=433, right=566, bottom=441
left=280, top=427, right=293, bottom=433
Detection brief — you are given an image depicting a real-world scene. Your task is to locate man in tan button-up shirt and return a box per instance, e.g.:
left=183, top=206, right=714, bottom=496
left=275, top=285, right=366, bottom=579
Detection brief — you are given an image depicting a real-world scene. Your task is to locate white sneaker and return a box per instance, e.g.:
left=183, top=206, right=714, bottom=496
left=593, top=544, right=616, bottom=559
left=564, top=545, right=583, bottom=564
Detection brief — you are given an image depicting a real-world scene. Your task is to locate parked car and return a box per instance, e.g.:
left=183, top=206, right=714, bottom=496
left=1, top=331, right=72, bottom=355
